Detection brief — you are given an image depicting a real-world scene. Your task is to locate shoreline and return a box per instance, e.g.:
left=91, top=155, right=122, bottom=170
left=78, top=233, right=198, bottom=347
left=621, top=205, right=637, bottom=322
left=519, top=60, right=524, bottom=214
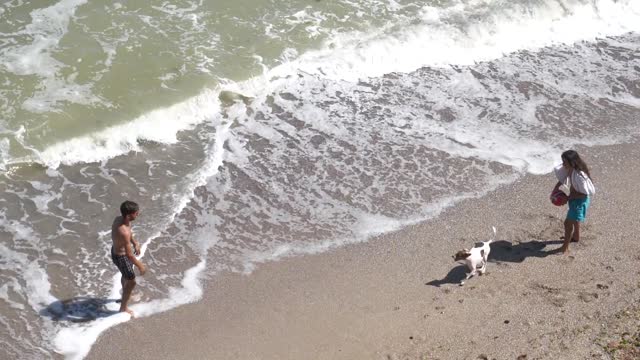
left=88, top=142, right=640, bottom=359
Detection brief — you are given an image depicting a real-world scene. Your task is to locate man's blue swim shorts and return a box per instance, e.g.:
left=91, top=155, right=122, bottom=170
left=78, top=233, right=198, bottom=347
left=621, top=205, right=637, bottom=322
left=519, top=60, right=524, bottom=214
left=567, top=197, right=590, bottom=222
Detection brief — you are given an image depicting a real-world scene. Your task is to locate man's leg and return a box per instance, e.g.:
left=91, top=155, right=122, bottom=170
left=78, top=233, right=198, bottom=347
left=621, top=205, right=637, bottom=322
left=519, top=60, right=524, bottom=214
left=115, top=276, right=125, bottom=303
left=119, top=278, right=136, bottom=315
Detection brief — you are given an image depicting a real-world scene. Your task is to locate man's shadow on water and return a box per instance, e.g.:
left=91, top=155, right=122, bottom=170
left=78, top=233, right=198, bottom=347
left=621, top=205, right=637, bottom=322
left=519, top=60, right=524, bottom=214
left=426, top=239, right=564, bottom=287
left=40, top=297, right=121, bottom=323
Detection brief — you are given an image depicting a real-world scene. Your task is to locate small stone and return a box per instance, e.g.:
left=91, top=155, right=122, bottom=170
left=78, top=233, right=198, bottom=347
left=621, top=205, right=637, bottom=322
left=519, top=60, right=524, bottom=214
left=504, top=320, right=510, bottom=324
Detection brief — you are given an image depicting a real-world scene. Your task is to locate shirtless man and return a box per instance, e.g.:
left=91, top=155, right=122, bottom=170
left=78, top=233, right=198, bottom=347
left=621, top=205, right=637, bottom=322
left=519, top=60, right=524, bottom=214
left=111, top=200, right=146, bottom=316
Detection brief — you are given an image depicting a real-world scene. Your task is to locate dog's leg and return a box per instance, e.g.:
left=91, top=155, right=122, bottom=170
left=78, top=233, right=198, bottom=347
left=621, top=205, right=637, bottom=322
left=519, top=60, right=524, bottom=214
left=460, top=271, right=475, bottom=286
left=479, top=261, right=487, bottom=275
left=461, top=269, right=476, bottom=286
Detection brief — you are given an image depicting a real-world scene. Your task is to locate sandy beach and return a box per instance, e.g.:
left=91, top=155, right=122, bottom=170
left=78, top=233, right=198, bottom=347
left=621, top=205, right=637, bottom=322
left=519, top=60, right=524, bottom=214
left=87, top=142, right=640, bottom=360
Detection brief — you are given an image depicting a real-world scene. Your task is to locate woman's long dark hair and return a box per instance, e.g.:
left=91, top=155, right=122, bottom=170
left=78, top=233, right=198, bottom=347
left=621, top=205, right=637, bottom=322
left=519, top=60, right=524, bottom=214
left=562, top=150, right=591, bottom=179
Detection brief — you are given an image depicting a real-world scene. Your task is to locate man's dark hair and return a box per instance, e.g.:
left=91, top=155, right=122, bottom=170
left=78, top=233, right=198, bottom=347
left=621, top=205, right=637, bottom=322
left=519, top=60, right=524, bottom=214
left=120, top=200, right=139, bottom=217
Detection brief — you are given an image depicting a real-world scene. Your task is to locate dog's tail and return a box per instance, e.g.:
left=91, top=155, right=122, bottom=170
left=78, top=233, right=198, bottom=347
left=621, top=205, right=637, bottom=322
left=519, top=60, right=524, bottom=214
left=489, top=226, right=497, bottom=243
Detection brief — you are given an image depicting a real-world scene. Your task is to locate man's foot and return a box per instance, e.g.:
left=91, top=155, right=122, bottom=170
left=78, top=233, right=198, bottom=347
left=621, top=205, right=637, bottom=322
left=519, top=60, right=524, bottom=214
left=119, top=308, right=134, bottom=317
left=570, top=238, right=579, bottom=243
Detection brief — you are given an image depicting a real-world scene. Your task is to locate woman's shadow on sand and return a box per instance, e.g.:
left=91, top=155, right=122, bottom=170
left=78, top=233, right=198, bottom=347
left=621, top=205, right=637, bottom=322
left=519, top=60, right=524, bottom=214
left=40, top=296, right=121, bottom=323
left=426, top=239, right=564, bottom=287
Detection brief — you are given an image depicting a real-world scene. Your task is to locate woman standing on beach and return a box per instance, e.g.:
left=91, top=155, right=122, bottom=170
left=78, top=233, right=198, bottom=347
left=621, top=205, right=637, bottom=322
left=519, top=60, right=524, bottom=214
left=552, top=150, right=596, bottom=254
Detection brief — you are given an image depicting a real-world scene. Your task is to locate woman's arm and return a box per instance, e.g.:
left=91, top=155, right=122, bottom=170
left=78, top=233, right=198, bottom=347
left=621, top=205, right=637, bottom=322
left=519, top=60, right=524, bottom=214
left=553, top=181, right=562, bottom=191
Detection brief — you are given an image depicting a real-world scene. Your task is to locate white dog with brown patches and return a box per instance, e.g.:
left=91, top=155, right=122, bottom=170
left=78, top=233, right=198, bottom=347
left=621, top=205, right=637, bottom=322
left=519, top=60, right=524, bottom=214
left=453, top=227, right=496, bottom=286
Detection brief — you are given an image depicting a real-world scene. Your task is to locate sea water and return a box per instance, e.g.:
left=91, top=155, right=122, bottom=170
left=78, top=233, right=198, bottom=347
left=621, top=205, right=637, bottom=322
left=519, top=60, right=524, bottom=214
left=0, top=0, right=639, bottom=358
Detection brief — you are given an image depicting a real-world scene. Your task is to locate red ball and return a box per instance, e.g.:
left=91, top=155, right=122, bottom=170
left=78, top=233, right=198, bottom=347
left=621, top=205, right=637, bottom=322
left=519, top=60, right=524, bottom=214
left=550, top=190, right=568, bottom=206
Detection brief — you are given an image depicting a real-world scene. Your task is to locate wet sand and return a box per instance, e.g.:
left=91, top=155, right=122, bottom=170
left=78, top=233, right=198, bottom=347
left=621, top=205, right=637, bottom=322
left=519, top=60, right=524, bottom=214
left=88, top=142, right=640, bottom=359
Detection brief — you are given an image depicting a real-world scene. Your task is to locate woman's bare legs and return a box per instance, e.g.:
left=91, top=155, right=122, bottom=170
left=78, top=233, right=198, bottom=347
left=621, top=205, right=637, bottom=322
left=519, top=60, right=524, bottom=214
left=560, top=218, right=576, bottom=254
left=571, top=222, right=580, bottom=242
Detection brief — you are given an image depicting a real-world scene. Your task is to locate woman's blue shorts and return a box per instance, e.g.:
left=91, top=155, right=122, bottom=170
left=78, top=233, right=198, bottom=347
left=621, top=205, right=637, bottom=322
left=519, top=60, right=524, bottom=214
left=567, top=197, right=590, bottom=222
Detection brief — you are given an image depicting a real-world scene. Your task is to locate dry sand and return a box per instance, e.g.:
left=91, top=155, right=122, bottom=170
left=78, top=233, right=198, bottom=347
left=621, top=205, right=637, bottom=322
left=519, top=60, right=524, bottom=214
left=88, top=142, right=640, bottom=360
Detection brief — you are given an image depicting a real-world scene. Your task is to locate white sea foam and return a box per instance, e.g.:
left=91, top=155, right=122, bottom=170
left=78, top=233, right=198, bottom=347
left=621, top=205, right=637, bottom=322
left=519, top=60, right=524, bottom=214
left=0, top=0, right=103, bottom=113
left=54, top=310, right=130, bottom=360
left=413, top=120, right=561, bottom=174
left=27, top=0, right=640, bottom=169
left=272, top=0, right=640, bottom=82
left=0, top=282, right=25, bottom=310
left=23, top=261, right=58, bottom=312
left=34, top=88, right=221, bottom=167
left=22, top=77, right=103, bottom=114
left=0, top=216, right=37, bottom=244
left=2, top=0, right=87, bottom=77
left=0, top=244, right=57, bottom=311
left=0, top=138, right=10, bottom=171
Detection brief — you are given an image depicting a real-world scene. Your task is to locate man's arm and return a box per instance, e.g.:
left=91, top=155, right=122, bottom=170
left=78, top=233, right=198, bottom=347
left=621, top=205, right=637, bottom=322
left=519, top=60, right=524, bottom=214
left=130, top=236, right=141, bottom=256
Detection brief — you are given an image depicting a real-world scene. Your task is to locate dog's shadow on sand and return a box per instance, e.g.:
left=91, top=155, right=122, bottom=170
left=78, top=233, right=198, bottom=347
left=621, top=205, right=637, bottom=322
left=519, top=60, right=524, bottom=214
left=426, top=239, right=563, bottom=287
left=426, top=265, right=469, bottom=287
left=40, top=296, right=121, bottom=323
